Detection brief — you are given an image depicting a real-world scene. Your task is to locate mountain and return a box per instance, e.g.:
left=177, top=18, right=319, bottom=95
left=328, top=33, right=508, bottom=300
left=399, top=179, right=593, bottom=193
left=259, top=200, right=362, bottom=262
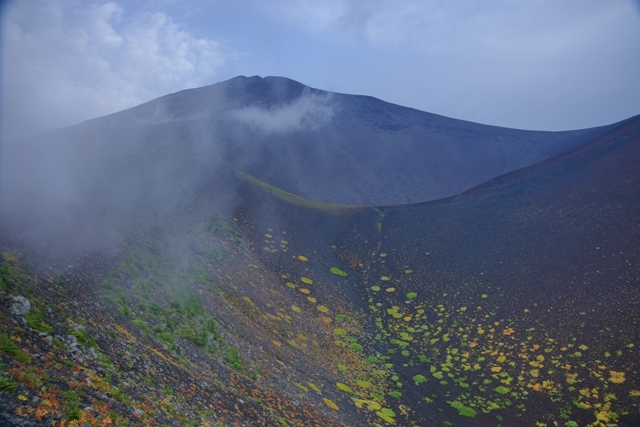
left=1, top=78, right=639, bottom=427
left=99, top=75, right=619, bottom=205
left=1, top=76, right=618, bottom=219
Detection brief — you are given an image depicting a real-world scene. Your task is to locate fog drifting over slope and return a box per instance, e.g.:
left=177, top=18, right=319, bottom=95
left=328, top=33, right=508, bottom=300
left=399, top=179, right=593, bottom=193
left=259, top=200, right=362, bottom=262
left=228, top=90, right=335, bottom=134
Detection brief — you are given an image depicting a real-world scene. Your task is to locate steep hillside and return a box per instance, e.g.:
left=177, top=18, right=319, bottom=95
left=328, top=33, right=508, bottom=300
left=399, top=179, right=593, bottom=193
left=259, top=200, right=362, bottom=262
left=221, top=114, right=640, bottom=426
left=326, top=113, right=640, bottom=426
left=0, top=79, right=638, bottom=427
left=2, top=114, right=638, bottom=426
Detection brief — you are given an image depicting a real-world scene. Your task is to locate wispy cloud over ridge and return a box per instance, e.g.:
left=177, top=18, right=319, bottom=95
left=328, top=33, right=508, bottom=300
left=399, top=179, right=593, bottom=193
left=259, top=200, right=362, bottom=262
left=228, top=89, right=335, bottom=133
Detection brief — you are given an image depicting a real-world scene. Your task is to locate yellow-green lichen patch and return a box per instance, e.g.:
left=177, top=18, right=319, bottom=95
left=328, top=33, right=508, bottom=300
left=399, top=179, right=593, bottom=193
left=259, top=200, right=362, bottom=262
left=381, top=276, right=390, bottom=281
left=450, top=401, right=477, bottom=418
left=609, top=371, right=626, bottom=384
left=301, top=277, right=313, bottom=285
left=307, top=382, right=321, bottom=393
left=317, top=305, right=329, bottom=313
left=371, top=286, right=381, bottom=292
left=307, top=296, right=317, bottom=303
left=375, top=410, right=396, bottom=424
left=495, top=386, right=509, bottom=395
left=336, top=382, right=354, bottom=393
left=295, top=382, right=309, bottom=392
left=298, top=255, right=309, bottom=262
left=386, top=287, right=396, bottom=293
left=299, top=288, right=311, bottom=295
left=349, top=342, right=363, bottom=351
left=353, top=399, right=381, bottom=411
left=412, top=374, right=427, bottom=384
left=292, top=305, right=301, bottom=313
left=323, top=397, right=340, bottom=410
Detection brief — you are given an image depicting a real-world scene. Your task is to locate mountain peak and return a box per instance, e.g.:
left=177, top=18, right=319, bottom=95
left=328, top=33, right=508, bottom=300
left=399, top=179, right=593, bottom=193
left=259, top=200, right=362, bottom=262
left=5, top=76, right=622, bottom=208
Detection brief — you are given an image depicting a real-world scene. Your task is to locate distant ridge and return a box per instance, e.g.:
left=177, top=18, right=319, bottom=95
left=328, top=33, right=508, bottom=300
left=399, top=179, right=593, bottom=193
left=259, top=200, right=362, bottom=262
left=11, top=75, right=618, bottom=206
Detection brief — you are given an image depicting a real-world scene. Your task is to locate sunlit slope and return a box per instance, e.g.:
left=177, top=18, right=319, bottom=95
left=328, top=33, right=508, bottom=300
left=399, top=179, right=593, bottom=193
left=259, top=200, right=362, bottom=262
left=0, top=220, right=373, bottom=426
left=236, top=115, right=640, bottom=426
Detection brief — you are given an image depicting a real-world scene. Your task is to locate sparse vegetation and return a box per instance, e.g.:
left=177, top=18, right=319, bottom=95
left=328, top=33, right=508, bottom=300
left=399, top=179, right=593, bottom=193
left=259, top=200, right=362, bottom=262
left=1, top=110, right=639, bottom=427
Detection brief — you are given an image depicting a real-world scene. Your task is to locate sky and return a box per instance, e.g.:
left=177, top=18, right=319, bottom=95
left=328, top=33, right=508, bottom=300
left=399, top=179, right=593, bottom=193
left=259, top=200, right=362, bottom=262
left=1, top=0, right=640, bottom=140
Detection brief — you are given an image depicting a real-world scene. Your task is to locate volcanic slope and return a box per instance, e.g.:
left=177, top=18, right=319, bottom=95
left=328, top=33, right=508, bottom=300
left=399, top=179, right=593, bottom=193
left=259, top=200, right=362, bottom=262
left=232, top=113, right=640, bottom=426
left=1, top=83, right=639, bottom=426
left=1, top=75, right=617, bottom=209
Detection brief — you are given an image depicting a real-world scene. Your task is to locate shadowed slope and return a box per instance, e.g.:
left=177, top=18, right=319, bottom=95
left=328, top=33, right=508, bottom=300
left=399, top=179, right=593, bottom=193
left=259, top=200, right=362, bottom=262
left=234, top=114, right=640, bottom=426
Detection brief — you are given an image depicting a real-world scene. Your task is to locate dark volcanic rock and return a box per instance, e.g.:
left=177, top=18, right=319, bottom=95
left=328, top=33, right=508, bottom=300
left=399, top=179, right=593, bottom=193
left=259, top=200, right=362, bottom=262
left=234, top=110, right=640, bottom=427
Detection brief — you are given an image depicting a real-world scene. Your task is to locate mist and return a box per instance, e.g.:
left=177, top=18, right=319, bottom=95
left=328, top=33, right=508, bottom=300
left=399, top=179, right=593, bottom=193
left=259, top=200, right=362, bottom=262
left=0, top=108, right=227, bottom=263
left=228, top=89, right=335, bottom=133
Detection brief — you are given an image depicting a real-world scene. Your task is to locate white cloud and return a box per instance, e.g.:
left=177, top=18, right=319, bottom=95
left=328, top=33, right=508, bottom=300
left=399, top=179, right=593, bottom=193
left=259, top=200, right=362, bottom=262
left=228, top=90, right=335, bottom=133
left=1, top=0, right=229, bottom=140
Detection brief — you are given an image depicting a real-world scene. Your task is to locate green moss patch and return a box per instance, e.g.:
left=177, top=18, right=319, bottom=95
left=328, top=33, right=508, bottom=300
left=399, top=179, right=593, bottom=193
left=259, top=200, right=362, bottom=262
left=450, top=401, right=477, bottom=418
left=330, top=267, right=348, bottom=276
left=413, top=374, right=427, bottom=384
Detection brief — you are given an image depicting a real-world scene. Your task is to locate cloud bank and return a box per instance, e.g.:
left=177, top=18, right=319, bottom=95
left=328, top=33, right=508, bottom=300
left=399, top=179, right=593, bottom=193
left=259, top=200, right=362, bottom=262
left=1, top=0, right=228, bottom=140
